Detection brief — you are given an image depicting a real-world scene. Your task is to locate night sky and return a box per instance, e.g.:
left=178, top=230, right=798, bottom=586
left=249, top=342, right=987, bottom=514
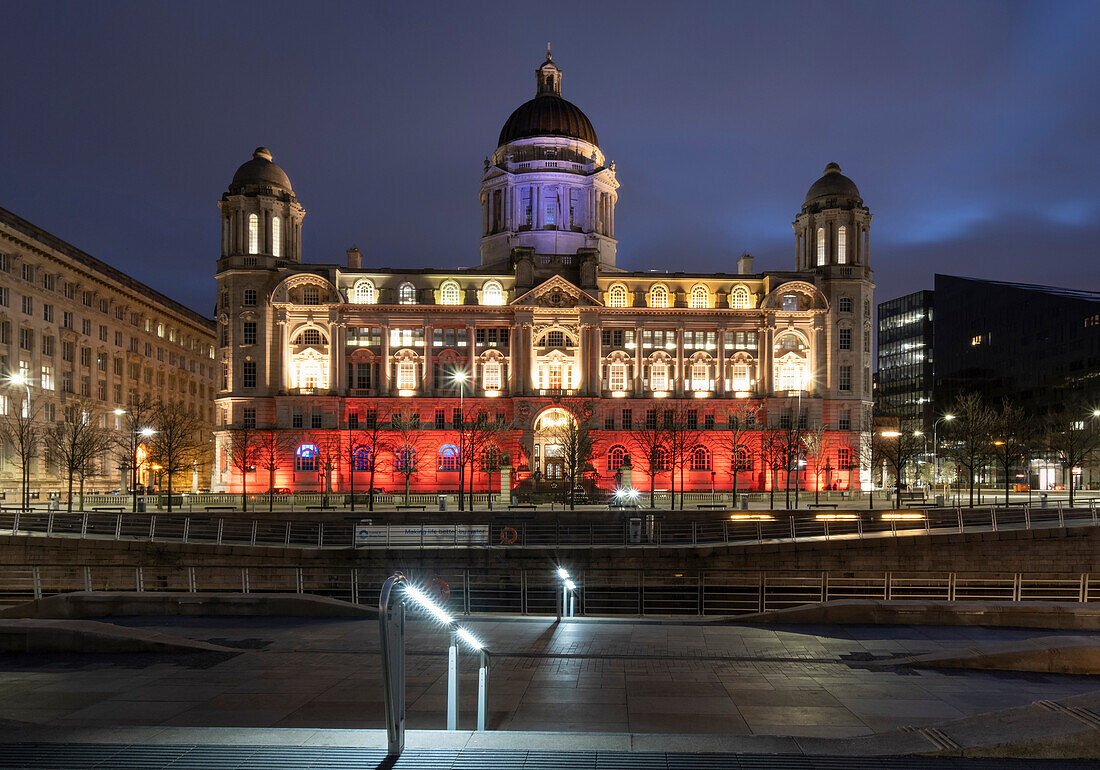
left=3, top=1, right=1099, bottom=317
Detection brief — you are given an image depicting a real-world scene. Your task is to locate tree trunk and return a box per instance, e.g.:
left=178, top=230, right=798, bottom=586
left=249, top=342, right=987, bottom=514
left=79, top=474, right=85, bottom=512
left=167, top=468, right=173, bottom=513
left=67, top=471, right=74, bottom=515
left=241, top=467, right=248, bottom=513
left=269, top=467, right=275, bottom=513
left=368, top=462, right=376, bottom=512
left=1069, top=465, right=1076, bottom=507
left=404, top=473, right=410, bottom=506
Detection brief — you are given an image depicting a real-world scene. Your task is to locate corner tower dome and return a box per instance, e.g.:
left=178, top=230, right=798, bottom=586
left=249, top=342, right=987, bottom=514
left=804, top=162, right=861, bottom=208
left=229, top=147, right=294, bottom=195
left=497, top=47, right=598, bottom=147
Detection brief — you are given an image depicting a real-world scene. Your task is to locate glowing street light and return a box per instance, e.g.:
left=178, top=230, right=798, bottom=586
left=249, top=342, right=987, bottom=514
left=932, top=413, right=955, bottom=485
left=556, top=567, right=578, bottom=618
left=452, top=369, right=469, bottom=511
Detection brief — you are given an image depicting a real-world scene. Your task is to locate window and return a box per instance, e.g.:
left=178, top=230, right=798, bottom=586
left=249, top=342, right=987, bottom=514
left=310, top=410, right=322, bottom=429
left=839, top=365, right=852, bottom=391
left=438, top=444, right=460, bottom=472
left=440, top=281, right=461, bottom=305
left=691, top=362, right=708, bottom=390
left=735, top=447, right=751, bottom=472
left=21, top=295, right=32, bottom=315
left=837, top=226, right=847, bottom=264
left=645, top=409, right=657, bottom=430
left=243, top=322, right=257, bottom=346
left=649, top=284, right=669, bottom=308
left=243, top=289, right=257, bottom=307
left=690, top=446, right=711, bottom=471
left=816, top=227, right=825, bottom=265
left=99, top=324, right=107, bottom=342
left=608, top=284, right=627, bottom=308
left=398, top=282, right=416, bottom=304
left=837, top=446, right=852, bottom=467
left=521, top=187, right=533, bottom=227
left=354, top=280, right=375, bottom=304
left=294, top=444, right=318, bottom=472
left=354, top=446, right=373, bottom=472
left=544, top=330, right=565, bottom=348
left=242, top=408, right=256, bottom=429
left=545, top=201, right=556, bottom=226
left=82, top=319, right=91, bottom=335
left=397, top=362, right=417, bottom=390
left=243, top=360, right=256, bottom=388
left=690, top=285, right=708, bottom=309
left=43, top=273, right=55, bottom=291
left=838, top=408, right=851, bottom=431
left=246, top=213, right=259, bottom=254
left=607, top=445, right=626, bottom=472
left=482, top=281, right=504, bottom=306
left=782, top=294, right=799, bottom=311
left=838, top=328, right=851, bottom=350
left=302, top=287, right=320, bottom=305
left=220, top=324, right=228, bottom=347
left=0, top=287, right=7, bottom=307
left=838, top=297, right=852, bottom=313
left=731, top=286, right=751, bottom=309
left=294, top=329, right=326, bottom=346
left=609, top=363, right=626, bottom=391
left=42, top=304, right=53, bottom=323
left=62, top=341, right=73, bottom=362
left=395, top=447, right=416, bottom=473
left=483, top=361, right=502, bottom=390
left=649, top=362, right=668, bottom=391
left=21, top=263, right=33, bottom=282
left=864, top=329, right=871, bottom=353
left=42, top=336, right=54, bottom=356
left=732, top=363, right=749, bottom=389
left=41, top=365, right=53, bottom=391
left=272, top=216, right=282, bottom=258
left=19, top=328, right=33, bottom=351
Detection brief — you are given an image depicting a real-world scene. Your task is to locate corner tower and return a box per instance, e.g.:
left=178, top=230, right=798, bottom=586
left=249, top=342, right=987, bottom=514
left=479, top=48, right=619, bottom=269
left=218, top=147, right=305, bottom=269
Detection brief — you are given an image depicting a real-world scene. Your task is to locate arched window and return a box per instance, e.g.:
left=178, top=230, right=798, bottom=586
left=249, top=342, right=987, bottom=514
left=395, top=447, right=416, bottom=472
left=691, top=362, right=709, bottom=391
left=353, top=446, right=373, bottom=472
left=608, top=284, right=628, bottom=308
left=649, top=362, right=669, bottom=392
left=778, top=333, right=803, bottom=352
left=731, top=286, right=751, bottom=309
left=272, top=216, right=282, bottom=258
left=354, top=280, right=375, bottom=304
left=649, top=284, right=669, bottom=308
left=607, top=445, right=626, bottom=472
left=438, top=444, right=460, bottom=472
left=837, top=226, right=847, bottom=264
left=302, top=287, right=320, bottom=306
left=482, top=361, right=502, bottom=390
left=690, top=445, right=711, bottom=471
left=734, top=446, right=751, bottom=472
left=293, top=329, right=327, bottom=346
left=248, top=214, right=259, bottom=255
left=690, top=285, right=709, bottom=309
left=482, top=281, right=504, bottom=306
left=294, top=443, right=318, bottom=472
left=440, top=281, right=461, bottom=306
left=777, top=356, right=806, bottom=391
left=816, top=227, right=826, bottom=266
left=398, top=282, right=416, bottom=304
left=654, top=446, right=670, bottom=471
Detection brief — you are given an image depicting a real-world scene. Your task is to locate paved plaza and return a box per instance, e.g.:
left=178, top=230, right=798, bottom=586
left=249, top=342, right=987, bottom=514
left=0, top=615, right=1097, bottom=741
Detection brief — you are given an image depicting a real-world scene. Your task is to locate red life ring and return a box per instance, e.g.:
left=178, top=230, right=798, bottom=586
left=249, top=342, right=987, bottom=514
left=428, top=577, right=451, bottom=603
left=500, top=526, right=518, bottom=545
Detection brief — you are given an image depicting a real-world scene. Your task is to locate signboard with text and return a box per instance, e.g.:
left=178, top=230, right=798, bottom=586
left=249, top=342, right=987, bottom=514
left=355, top=524, right=489, bottom=547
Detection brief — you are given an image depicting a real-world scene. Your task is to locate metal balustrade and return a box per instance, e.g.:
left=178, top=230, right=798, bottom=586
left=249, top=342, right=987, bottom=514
left=0, top=501, right=1097, bottom=552
left=3, top=565, right=1100, bottom=616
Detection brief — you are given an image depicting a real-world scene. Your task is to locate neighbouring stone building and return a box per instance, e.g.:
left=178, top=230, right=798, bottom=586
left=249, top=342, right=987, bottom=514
left=0, top=207, right=217, bottom=497
left=213, top=51, right=875, bottom=496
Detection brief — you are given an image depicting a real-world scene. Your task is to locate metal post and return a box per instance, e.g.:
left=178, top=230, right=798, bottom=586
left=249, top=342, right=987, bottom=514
left=379, top=575, right=407, bottom=758
left=476, top=650, right=490, bottom=731
left=447, top=628, right=459, bottom=730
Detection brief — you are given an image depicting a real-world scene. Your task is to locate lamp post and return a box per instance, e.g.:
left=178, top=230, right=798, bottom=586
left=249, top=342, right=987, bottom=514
left=792, top=374, right=812, bottom=509
left=8, top=374, right=31, bottom=511
left=452, top=370, right=468, bottom=511
left=880, top=429, right=902, bottom=508
left=931, top=413, right=955, bottom=489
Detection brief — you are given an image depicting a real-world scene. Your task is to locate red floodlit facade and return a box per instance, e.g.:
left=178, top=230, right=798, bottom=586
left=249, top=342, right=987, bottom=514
left=212, top=53, right=875, bottom=497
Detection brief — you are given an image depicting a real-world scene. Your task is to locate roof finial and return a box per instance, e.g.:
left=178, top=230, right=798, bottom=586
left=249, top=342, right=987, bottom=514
left=546, top=42, right=552, bottom=61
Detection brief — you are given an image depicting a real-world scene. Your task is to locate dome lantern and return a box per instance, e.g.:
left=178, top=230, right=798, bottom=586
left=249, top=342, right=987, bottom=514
left=497, top=49, right=598, bottom=147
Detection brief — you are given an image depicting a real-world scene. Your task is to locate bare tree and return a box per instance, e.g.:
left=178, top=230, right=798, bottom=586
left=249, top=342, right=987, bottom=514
left=44, top=401, right=111, bottom=514
left=665, top=400, right=700, bottom=510
left=357, top=405, right=389, bottom=512
left=227, top=425, right=262, bottom=512
left=464, top=411, right=510, bottom=510
left=113, top=397, right=157, bottom=512
left=758, top=428, right=788, bottom=511
left=312, top=430, right=344, bottom=509
left=0, top=394, right=40, bottom=511
left=719, top=402, right=761, bottom=505
left=801, top=425, right=833, bottom=507
left=544, top=399, right=596, bottom=510
left=1045, top=399, right=1100, bottom=508
left=873, top=419, right=926, bottom=508
left=629, top=404, right=669, bottom=509
left=991, top=399, right=1031, bottom=506
left=253, top=427, right=298, bottom=513
left=146, top=401, right=206, bottom=513
left=391, top=408, right=429, bottom=506
left=943, top=392, right=996, bottom=507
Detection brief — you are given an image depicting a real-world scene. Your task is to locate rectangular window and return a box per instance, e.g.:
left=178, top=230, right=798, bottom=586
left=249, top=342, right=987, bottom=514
left=243, top=289, right=257, bottom=306
left=42, top=304, right=53, bottom=323
left=397, top=362, right=417, bottom=390
left=0, top=287, right=7, bottom=307
left=19, top=328, right=33, bottom=351
left=0, top=321, right=8, bottom=344
left=243, top=321, right=257, bottom=345
left=242, top=408, right=256, bottom=429
left=649, top=363, right=668, bottom=391
left=622, top=409, right=632, bottom=430
left=705, top=413, right=715, bottom=430
left=435, top=409, right=445, bottom=430
left=604, top=412, right=615, bottom=430
left=686, top=410, right=698, bottom=429
left=837, top=446, right=851, bottom=467
left=62, top=341, right=73, bottom=362
left=21, top=263, right=33, bottom=282
left=80, top=347, right=91, bottom=367
left=691, top=362, right=708, bottom=391
left=646, top=409, right=657, bottom=430
left=838, top=408, right=851, bottom=431
left=839, top=365, right=852, bottom=391
left=21, top=296, right=32, bottom=315
left=303, top=287, right=320, bottom=305
left=609, top=363, right=626, bottom=391
left=41, top=336, right=54, bottom=356
left=41, top=365, right=53, bottom=391
left=839, top=328, right=851, bottom=350
left=99, top=325, right=107, bottom=341
left=347, top=412, right=359, bottom=429
left=242, top=360, right=256, bottom=388
left=292, top=410, right=303, bottom=429
left=311, top=411, right=322, bottom=429
left=482, top=361, right=502, bottom=390
left=82, top=290, right=93, bottom=306
left=545, top=202, right=555, bottom=226
left=114, top=331, right=122, bottom=346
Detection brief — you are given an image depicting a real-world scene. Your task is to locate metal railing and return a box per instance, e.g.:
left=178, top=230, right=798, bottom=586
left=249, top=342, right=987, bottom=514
left=3, top=565, right=1098, bottom=616
left=0, top=502, right=1096, bottom=551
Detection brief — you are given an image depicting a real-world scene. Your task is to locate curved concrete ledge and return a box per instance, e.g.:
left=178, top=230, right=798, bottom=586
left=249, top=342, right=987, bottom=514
left=0, top=619, right=236, bottom=654
left=733, top=599, right=1100, bottom=629
left=893, top=634, right=1100, bottom=675
left=0, top=592, right=377, bottom=620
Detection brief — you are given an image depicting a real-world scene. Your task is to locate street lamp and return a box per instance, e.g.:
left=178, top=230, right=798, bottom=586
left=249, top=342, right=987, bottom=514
left=932, top=414, right=955, bottom=486
left=452, top=370, right=469, bottom=511
left=793, top=373, right=813, bottom=509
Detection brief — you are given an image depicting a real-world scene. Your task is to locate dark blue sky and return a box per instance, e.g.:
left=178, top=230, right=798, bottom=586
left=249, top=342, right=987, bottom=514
left=3, top=1, right=1099, bottom=314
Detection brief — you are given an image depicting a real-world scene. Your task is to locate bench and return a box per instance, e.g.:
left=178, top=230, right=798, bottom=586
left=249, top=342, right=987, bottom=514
left=204, top=506, right=237, bottom=511
left=395, top=505, right=427, bottom=510
left=508, top=504, right=538, bottom=510
left=695, top=504, right=727, bottom=509
left=904, top=501, right=930, bottom=508
left=305, top=506, right=341, bottom=511
left=609, top=503, right=638, bottom=510
left=807, top=503, right=839, bottom=509
left=91, top=506, right=125, bottom=512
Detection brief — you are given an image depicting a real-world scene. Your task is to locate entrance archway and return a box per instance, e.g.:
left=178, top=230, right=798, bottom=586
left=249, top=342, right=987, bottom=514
left=533, top=407, right=574, bottom=480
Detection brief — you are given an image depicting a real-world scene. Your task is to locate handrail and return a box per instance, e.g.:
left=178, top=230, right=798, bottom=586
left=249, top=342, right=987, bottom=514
left=1, top=502, right=1097, bottom=552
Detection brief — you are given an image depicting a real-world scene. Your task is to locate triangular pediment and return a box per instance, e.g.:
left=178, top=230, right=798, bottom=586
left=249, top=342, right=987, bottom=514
left=511, top=275, right=602, bottom=308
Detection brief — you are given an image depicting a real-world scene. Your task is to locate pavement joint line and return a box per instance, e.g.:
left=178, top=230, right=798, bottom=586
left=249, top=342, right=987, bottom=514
left=1036, top=699, right=1100, bottom=729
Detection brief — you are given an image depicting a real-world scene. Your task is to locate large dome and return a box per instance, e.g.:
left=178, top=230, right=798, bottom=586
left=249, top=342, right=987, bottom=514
left=498, top=95, right=598, bottom=147
left=804, top=162, right=860, bottom=205
left=230, top=147, right=293, bottom=193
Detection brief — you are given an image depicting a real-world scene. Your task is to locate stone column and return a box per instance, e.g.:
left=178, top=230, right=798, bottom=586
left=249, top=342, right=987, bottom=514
left=467, top=324, right=477, bottom=389
left=634, top=325, right=643, bottom=395
left=423, top=324, right=433, bottom=394
left=499, top=466, right=511, bottom=504
left=717, top=328, right=726, bottom=395
left=675, top=328, right=685, bottom=397
left=380, top=324, right=390, bottom=393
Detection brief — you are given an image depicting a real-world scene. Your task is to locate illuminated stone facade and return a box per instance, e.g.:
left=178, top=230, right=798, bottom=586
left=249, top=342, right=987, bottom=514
left=213, top=53, right=874, bottom=495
